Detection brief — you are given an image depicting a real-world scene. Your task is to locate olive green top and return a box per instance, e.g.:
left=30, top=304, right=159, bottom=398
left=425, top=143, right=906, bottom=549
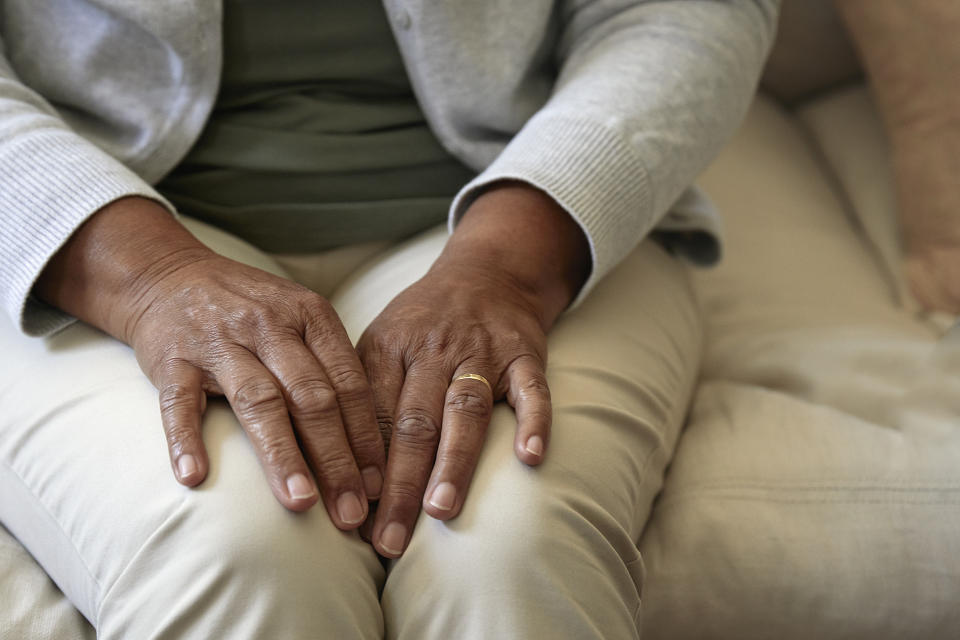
left=157, top=0, right=475, bottom=252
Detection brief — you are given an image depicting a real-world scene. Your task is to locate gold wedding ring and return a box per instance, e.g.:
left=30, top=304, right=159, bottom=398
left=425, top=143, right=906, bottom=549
left=453, top=373, right=492, bottom=394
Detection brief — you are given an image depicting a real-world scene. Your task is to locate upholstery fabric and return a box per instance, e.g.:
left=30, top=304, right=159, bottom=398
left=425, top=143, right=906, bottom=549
left=0, top=525, right=94, bottom=640
left=639, top=94, right=958, bottom=639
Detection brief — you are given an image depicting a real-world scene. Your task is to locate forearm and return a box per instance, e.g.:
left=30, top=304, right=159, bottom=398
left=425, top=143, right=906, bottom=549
left=439, top=182, right=591, bottom=329
left=35, top=197, right=213, bottom=343
left=450, top=1, right=778, bottom=312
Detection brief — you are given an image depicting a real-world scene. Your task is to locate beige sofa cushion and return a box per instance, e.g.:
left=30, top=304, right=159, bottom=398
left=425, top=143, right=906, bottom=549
left=639, top=93, right=958, bottom=639
left=0, top=524, right=93, bottom=640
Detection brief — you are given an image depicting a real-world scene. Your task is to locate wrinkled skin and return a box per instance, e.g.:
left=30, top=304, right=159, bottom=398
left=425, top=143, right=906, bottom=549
left=356, top=249, right=554, bottom=556
left=36, top=182, right=589, bottom=556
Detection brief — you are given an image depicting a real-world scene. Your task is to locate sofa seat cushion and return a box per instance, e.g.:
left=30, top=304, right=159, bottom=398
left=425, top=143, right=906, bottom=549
left=639, top=92, right=959, bottom=638
left=0, top=524, right=93, bottom=640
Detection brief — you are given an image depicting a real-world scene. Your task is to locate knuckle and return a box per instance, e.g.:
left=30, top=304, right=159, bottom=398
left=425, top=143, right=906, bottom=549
left=327, top=367, right=370, bottom=399
left=258, top=433, right=301, bottom=469
left=393, top=413, right=441, bottom=446
left=286, top=378, right=338, bottom=415
left=422, top=330, right=453, bottom=356
left=524, top=404, right=552, bottom=422
left=353, top=442, right=385, bottom=468
left=164, top=423, right=199, bottom=449
left=436, top=448, right=475, bottom=472
left=376, top=407, right=393, bottom=430
left=519, top=374, right=550, bottom=400
left=158, top=354, right=189, bottom=376
left=346, top=424, right=384, bottom=452
left=446, top=390, right=491, bottom=419
left=369, top=328, right=399, bottom=351
left=236, top=304, right=274, bottom=330
left=468, top=330, right=494, bottom=352
left=385, top=478, right=425, bottom=504
left=232, top=379, right=285, bottom=417
left=158, top=382, right=198, bottom=415
left=301, top=293, right=334, bottom=316
left=376, top=413, right=395, bottom=449
left=375, top=409, right=395, bottom=433
left=310, top=452, right=357, bottom=482
left=300, top=295, right=337, bottom=329
left=501, top=328, right=527, bottom=351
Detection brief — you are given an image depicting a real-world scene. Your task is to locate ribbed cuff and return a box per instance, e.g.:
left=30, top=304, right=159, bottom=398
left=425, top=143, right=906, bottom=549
left=449, top=112, right=654, bottom=309
left=0, top=130, right=174, bottom=336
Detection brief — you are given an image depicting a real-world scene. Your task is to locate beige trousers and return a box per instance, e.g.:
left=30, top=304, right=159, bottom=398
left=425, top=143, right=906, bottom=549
left=0, top=220, right=700, bottom=639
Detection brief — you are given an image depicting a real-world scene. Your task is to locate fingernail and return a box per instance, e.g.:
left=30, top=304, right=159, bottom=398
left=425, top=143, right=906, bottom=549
left=361, top=466, right=383, bottom=499
left=380, top=522, right=408, bottom=556
left=525, top=435, right=544, bottom=457
left=286, top=473, right=317, bottom=500
left=428, top=482, right=457, bottom=511
left=177, top=454, right=199, bottom=480
left=337, top=492, right=366, bottom=525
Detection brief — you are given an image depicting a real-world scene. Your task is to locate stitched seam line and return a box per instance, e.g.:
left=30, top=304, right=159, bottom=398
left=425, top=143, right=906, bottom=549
left=669, top=480, right=960, bottom=492
left=656, top=490, right=960, bottom=511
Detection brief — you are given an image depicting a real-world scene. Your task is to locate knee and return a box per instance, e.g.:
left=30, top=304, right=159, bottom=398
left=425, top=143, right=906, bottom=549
left=97, top=486, right=383, bottom=639
left=195, top=495, right=370, bottom=595
left=429, top=489, right=638, bottom=579
left=384, top=489, right=643, bottom=639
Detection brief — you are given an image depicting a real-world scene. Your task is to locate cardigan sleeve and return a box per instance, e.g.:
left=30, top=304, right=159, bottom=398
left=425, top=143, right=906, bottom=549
left=449, top=0, right=780, bottom=307
left=0, top=48, right=174, bottom=336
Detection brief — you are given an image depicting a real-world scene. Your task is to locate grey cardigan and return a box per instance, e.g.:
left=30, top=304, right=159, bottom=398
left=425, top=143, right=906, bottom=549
left=0, top=0, right=779, bottom=336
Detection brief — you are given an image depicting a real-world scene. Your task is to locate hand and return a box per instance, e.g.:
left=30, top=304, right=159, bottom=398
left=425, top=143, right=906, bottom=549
left=36, top=198, right=385, bottom=525
left=357, top=182, right=590, bottom=557
left=835, top=0, right=960, bottom=313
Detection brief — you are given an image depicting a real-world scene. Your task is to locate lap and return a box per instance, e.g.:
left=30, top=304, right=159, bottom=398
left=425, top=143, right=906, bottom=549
left=333, top=228, right=702, bottom=638
left=0, top=219, right=384, bottom=639
left=1, top=220, right=702, bottom=639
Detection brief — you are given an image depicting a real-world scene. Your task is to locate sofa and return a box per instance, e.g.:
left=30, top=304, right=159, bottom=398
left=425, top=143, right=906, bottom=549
left=3, top=1, right=959, bottom=637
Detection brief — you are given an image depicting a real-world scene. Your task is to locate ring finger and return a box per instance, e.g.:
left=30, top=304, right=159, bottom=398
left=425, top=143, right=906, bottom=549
left=422, top=364, right=496, bottom=521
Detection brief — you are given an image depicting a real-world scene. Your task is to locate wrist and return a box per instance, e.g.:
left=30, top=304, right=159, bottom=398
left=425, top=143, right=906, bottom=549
left=35, top=196, right=212, bottom=342
left=439, top=181, right=591, bottom=327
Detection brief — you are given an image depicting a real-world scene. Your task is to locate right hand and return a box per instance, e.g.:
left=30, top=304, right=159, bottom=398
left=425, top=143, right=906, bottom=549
left=36, top=197, right=385, bottom=526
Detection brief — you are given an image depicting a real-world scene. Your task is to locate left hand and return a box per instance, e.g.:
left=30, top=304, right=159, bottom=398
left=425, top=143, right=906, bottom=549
left=357, top=182, right=590, bottom=557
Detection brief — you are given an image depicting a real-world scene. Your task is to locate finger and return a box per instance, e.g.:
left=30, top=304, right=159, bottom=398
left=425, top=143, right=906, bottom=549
left=157, top=359, right=209, bottom=487
left=258, top=338, right=369, bottom=529
left=505, top=354, right=552, bottom=466
left=373, top=361, right=447, bottom=558
left=422, top=364, right=495, bottom=521
left=215, top=348, right=320, bottom=513
left=305, top=309, right=386, bottom=499
left=356, top=334, right=404, bottom=458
